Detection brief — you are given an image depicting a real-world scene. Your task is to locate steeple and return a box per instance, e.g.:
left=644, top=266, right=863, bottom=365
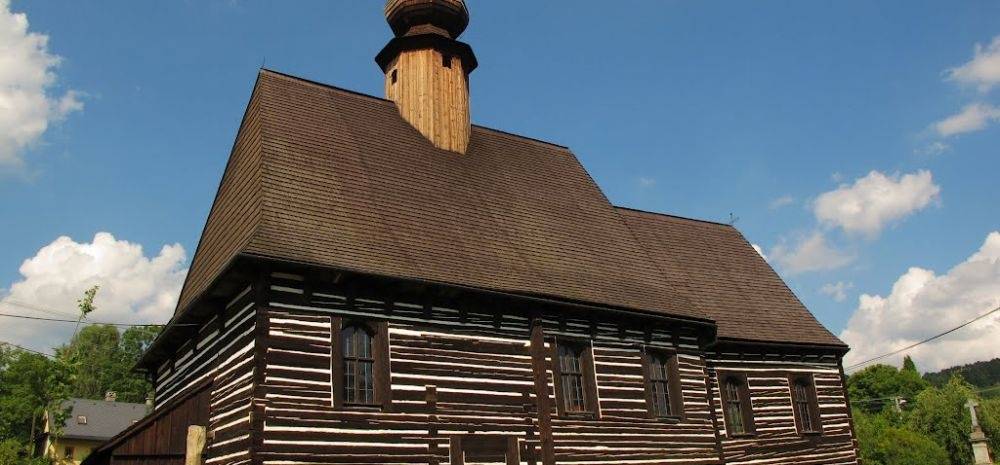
left=376, top=0, right=477, bottom=154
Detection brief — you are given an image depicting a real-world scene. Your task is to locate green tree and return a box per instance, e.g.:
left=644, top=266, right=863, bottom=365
left=848, top=361, right=930, bottom=413
left=0, top=346, right=70, bottom=457
left=56, top=325, right=159, bottom=403
left=854, top=408, right=950, bottom=465
left=907, top=376, right=975, bottom=465
left=979, top=397, right=1000, bottom=461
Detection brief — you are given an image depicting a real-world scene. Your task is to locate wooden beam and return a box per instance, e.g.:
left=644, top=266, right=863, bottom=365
left=529, top=317, right=555, bottom=465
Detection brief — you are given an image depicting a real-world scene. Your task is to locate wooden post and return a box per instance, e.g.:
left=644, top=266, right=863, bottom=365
left=185, top=425, right=207, bottom=465
left=529, top=318, right=555, bottom=465
left=427, top=386, right=439, bottom=465
left=506, top=437, right=520, bottom=465
left=522, top=391, right=537, bottom=465
left=449, top=436, right=464, bottom=465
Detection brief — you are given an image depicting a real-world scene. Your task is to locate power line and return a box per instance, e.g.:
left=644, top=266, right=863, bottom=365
left=2, top=300, right=78, bottom=318
left=849, top=385, right=1000, bottom=405
left=0, top=341, right=57, bottom=359
left=846, top=304, right=1000, bottom=371
left=0, top=313, right=197, bottom=327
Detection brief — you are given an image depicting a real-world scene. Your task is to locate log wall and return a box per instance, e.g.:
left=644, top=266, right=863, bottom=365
left=257, top=272, right=722, bottom=465
left=705, top=351, right=858, bottom=465
left=118, top=271, right=857, bottom=465
left=150, top=284, right=258, bottom=465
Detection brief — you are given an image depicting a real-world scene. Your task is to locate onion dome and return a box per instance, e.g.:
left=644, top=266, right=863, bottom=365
left=385, top=0, right=470, bottom=39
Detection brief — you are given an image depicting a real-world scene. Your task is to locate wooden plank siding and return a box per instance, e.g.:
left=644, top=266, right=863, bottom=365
left=104, top=384, right=212, bottom=465
left=256, top=272, right=722, bottom=465
left=705, top=352, right=858, bottom=465
left=95, top=269, right=856, bottom=465
left=105, top=283, right=258, bottom=465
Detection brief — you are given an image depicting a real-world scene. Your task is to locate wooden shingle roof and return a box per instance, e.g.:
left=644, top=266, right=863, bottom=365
left=177, top=70, right=701, bottom=323
left=175, top=69, right=844, bottom=348
left=617, top=208, right=844, bottom=347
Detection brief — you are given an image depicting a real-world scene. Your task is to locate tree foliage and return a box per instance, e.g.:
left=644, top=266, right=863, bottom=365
left=924, top=357, right=1000, bottom=396
left=56, top=325, right=159, bottom=403
left=906, top=377, right=975, bottom=465
left=977, top=397, right=1000, bottom=461
left=854, top=409, right=950, bottom=465
left=848, top=357, right=930, bottom=413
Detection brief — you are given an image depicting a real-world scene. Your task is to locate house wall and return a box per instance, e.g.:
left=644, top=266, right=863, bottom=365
left=151, top=284, right=257, bottom=465
left=257, top=272, right=722, bottom=465
left=705, top=351, right=858, bottom=465
left=102, top=385, right=211, bottom=465
left=43, top=437, right=101, bottom=465
left=118, top=270, right=858, bottom=465
left=87, top=281, right=258, bottom=465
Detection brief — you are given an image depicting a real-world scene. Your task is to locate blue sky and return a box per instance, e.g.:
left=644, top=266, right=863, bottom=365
left=1, top=1, right=998, bottom=370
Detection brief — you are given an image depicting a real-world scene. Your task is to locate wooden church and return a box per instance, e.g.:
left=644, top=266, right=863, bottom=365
left=84, top=1, right=860, bottom=465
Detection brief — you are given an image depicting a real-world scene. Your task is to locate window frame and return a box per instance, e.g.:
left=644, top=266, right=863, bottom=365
left=640, top=348, right=684, bottom=420
left=331, top=317, right=391, bottom=410
left=449, top=435, right=519, bottom=465
left=788, top=373, right=823, bottom=435
left=550, top=337, right=599, bottom=418
left=718, top=371, right=755, bottom=437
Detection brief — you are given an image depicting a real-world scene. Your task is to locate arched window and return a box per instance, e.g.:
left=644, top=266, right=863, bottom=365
left=342, top=325, right=376, bottom=405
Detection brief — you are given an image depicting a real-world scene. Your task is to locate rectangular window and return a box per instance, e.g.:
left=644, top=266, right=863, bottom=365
left=718, top=372, right=755, bottom=436
left=789, top=374, right=822, bottom=434
left=551, top=339, right=598, bottom=417
left=642, top=349, right=683, bottom=418
left=64, top=447, right=74, bottom=459
left=559, top=344, right=586, bottom=412
left=332, top=318, right=390, bottom=410
left=450, top=435, right=518, bottom=465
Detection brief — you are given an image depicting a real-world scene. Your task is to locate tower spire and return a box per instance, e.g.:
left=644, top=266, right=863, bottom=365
left=376, top=0, right=477, bottom=154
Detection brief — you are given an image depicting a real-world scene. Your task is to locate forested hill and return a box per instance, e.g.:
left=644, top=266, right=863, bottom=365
left=924, top=357, right=1000, bottom=391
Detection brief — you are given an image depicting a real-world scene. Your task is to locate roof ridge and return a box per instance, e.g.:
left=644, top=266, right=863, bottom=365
left=259, top=68, right=571, bottom=151
left=259, top=68, right=395, bottom=103
left=470, top=124, right=570, bottom=150
left=615, top=206, right=734, bottom=228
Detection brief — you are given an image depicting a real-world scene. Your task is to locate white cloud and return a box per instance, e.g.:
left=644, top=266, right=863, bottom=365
left=770, top=231, right=855, bottom=275
left=915, top=141, right=951, bottom=157
left=820, top=281, right=854, bottom=303
left=0, top=233, right=187, bottom=353
left=933, top=103, right=1000, bottom=137
left=769, top=195, right=795, bottom=210
left=813, top=170, right=941, bottom=238
left=841, top=231, right=1000, bottom=372
left=948, top=36, right=1000, bottom=92
left=638, top=177, right=656, bottom=188
left=751, top=244, right=768, bottom=262
left=0, top=0, right=82, bottom=169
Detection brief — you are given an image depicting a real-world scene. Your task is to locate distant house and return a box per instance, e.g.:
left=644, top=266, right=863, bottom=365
left=37, top=396, right=148, bottom=465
